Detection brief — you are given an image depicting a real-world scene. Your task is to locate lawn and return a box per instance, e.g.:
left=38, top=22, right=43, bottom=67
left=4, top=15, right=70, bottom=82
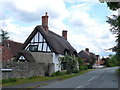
left=2, top=69, right=94, bottom=87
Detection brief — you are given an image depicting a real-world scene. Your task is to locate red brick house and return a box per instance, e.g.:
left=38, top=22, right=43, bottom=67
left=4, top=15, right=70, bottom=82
left=0, top=40, right=22, bottom=61
left=78, top=48, right=97, bottom=65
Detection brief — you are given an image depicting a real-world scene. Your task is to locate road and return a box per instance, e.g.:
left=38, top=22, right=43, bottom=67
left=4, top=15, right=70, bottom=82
left=40, top=67, right=119, bottom=89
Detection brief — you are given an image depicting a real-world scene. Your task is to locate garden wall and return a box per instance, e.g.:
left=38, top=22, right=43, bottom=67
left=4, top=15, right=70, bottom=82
left=2, top=62, right=55, bottom=79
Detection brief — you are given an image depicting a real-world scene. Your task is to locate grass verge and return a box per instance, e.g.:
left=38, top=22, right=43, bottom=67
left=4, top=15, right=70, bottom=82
left=117, top=68, right=120, bottom=74
left=2, top=69, right=94, bottom=87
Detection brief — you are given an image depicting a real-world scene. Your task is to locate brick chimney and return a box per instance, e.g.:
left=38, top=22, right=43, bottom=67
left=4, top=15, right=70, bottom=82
left=42, top=12, right=49, bottom=32
left=62, top=30, right=67, bottom=40
left=85, top=48, right=89, bottom=52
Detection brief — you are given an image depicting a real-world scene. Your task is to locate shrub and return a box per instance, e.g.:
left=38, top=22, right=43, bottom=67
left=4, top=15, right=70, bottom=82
left=66, top=70, right=73, bottom=74
left=79, top=65, right=88, bottom=71
left=2, top=78, right=17, bottom=84
left=72, top=69, right=79, bottom=73
left=51, top=71, right=66, bottom=76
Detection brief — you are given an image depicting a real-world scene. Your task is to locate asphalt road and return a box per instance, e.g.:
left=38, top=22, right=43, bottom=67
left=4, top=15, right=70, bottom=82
left=40, top=67, right=119, bottom=89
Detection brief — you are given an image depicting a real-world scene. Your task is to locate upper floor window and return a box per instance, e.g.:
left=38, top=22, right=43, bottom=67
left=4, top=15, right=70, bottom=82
left=29, top=45, right=38, bottom=51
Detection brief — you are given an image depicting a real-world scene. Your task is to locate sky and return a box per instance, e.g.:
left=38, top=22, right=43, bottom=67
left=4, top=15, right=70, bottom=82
left=0, top=0, right=118, bottom=57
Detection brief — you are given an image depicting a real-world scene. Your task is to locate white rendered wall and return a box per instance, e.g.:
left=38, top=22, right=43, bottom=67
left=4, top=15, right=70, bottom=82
left=52, top=53, right=64, bottom=72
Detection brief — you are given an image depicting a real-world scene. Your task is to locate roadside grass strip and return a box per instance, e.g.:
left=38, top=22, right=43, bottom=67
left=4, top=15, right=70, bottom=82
left=2, top=69, right=94, bottom=87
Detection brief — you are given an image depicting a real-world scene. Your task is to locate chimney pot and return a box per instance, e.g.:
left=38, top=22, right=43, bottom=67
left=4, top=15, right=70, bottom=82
left=62, top=30, right=67, bottom=40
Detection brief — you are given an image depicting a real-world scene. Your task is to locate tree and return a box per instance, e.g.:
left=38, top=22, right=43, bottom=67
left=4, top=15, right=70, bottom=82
left=100, top=1, right=120, bottom=63
left=0, top=28, right=9, bottom=46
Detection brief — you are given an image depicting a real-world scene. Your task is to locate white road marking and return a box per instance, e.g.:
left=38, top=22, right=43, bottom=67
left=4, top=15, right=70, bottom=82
left=88, top=76, right=96, bottom=82
left=74, top=85, right=82, bottom=90
left=76, top=85, right=82, bottom=88
left=75, top=76, right=96, bottom=89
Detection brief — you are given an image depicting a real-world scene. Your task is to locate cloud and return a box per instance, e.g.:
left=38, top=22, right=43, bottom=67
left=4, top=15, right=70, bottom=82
left=0, top=0, right=116, bottom=57
left=63, top=0, right=99, bottom=2
left=0, top=0, right=69, bottom=41
left=1, top=0, right=69, bottom=23
left=66, top=2, right=116, bottom=56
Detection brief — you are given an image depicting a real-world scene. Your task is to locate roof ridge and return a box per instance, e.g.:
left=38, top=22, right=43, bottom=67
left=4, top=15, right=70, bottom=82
left=4, top=40, right=23, bottom=44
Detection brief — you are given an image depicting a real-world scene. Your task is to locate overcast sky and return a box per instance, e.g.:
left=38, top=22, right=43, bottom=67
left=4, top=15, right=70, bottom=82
left=0, top=0, right=118, bottom=57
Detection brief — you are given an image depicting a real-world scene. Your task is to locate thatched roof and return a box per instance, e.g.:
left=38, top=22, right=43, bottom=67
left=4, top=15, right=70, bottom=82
left=14, top=50, right=35, bottom=62
left=21, top=25, right=77, bottom=55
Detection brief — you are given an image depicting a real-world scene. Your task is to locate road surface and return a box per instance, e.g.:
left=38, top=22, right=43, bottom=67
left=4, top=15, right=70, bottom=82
left=40, top=67, right=119, bottom=89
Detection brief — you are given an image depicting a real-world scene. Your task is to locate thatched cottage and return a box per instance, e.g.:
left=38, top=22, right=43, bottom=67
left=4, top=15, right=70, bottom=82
left=14, top=13, right=77, bottom=72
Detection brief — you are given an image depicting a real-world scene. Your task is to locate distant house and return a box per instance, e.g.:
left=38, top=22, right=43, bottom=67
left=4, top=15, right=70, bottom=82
left=78, top=48, right=97, bottom=65
left=14, top=13, right=77, bottom=72
left=0, top=40, right=22, bottom=61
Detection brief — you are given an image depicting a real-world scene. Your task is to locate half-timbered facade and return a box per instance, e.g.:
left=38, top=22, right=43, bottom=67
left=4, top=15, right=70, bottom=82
left=14, top=13, right=77, bottom=72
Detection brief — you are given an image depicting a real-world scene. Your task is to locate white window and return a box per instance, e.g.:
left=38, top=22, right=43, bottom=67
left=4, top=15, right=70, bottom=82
left=18, top=55, right=27, bottom=62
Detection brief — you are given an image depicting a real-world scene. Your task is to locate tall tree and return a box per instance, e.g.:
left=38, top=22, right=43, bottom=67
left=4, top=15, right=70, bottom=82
left=100, top=1, right=120, bottom=63
left=0, top=28, right=9, bottom=46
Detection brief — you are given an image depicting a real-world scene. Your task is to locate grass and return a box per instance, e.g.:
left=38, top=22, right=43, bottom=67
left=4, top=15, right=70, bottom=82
left=2, top=69, right=94, bottom=87
left=116, top=68, right=120, bottom=74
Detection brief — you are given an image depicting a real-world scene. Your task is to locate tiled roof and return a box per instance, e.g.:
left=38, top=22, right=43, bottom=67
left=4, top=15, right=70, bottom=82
left=3, top=40, right=23, bottom=56
left=0, top=40, right=23, bottom=61
left=78, top=50, right=97, bottom=62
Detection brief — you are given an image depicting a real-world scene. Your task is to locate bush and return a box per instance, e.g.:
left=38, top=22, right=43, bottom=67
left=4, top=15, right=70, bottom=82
left=66, top=70, right=73, bottom=74
left=2, top=78, right=17, bottom=84
left=51, top=71, right=66, bottom=76
left=72, top=69, right=79, bottom=73
left=79, top=65, right=88, bottom=71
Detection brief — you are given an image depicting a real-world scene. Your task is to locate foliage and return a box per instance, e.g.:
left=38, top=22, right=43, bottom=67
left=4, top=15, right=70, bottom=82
left=79, top=65, right=88, bottom=71
left=100, top=1, right=120, bottom=64
left=77, top=58, right=88, bottom=70
left=106, top=15, right=120, bottom=64
left=107, top=2, right=120, bottom=11
left=77, top=58, right=84, bottom=66
left=2, top=78, right=17, bottom=84
left=0, top=29, right=9, bottom=46
left=59, top=55, right=78, bottom=74
left=106, top=55, right=119, bottom=67
left=72, top=69, right=79, bottom=73
left=51, top=71, right=66, bottom=76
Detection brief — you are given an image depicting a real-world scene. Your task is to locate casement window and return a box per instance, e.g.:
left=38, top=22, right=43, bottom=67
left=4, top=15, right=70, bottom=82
left=25, top=32, right=52, bottom=52
left=29, top=45, right=38, bottom=51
